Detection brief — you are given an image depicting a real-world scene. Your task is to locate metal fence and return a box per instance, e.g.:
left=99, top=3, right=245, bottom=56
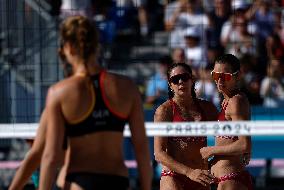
left=0, top=0, right=62, bottom=123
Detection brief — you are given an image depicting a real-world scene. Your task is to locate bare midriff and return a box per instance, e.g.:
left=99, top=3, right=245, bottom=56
left=211, top=139, right=244, bottom=177
left=162, top=140, right=208, bottom=171
left=67, top=132, right=128, bottom=177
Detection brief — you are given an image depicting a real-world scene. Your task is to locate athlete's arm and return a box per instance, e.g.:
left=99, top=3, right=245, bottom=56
left=128, top=82, right=152, bottom=190
left=9, top=110, right=47, bottom=190
left=154, top=104, right=187, bottom=172
left=154, top=103, right=214, bottom=186
left=201, top=95, right=251, bottom=158
left=39, top=86, right=65, bottom=190
left=154, top=104, right=192, bottom=175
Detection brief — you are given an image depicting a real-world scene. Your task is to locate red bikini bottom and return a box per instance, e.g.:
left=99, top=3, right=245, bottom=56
left=161, top=170, right=204, bottom=190
left=214, top=170, right=253, bottom=190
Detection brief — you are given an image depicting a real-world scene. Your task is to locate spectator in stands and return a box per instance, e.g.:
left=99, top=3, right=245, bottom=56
left=145, top=55, right=172, bottom=106
left=113, top=0, right=149, bottom=37
left=39, top=16, right=152, bottom=190
left=205, top=5, right=226, bottom=70
left=206, top=0, right=231, bottom=53
left=200, top=54, right=252, bottom=190
left=143, top=0, right=165, bottom=35
left=92, top=0, right=116, bottom=45
left=164, top=0, right=207, bottom=31
left=202, top=0, right=215, bottom=12
left=220, top=0, right=257, bottom=52
left=272, top=8, right=284, bottom=45
left=164, top=0, right=188, bottom=48
left=171, top=48, right=185, bottom=63
left=154, top=63, right=217, bottom=190
left=165, top=0, right=209, bottom=48
left=246, top=0, right=275, bottom=69
left=242, top=73, right=263, bottom=105
left=222, top=15, right=256, bottom=58
left=195, top=64, right=220, bottom=108
left=246, top=0, right=275, bottom=45
left=260, top=60, right=284, bottom=108
left=266, top=33, right=284, bottom=61
left=164, top=0, right=187, bottom=32
left=239, top=54, right=263, bottom=105
left=60, top=0, right=94, bottom=19
left=206, top=44, right=222, bottom=71
left=183, top=26, right=207, bottom=73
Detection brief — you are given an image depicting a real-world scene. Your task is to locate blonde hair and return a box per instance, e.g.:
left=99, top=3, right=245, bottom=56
left=59, top=16, right=99, bottom=63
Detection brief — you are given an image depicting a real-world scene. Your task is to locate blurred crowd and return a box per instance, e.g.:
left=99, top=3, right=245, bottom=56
left=1, top=1, right=284, bottom=188
left=46, top=0, right=284, bottom=108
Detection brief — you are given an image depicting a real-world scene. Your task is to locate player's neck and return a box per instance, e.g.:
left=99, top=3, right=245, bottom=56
left=173, top=96, right=195, bottom=108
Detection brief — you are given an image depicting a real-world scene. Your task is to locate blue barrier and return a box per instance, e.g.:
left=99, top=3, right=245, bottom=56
left=251, top=106, right=284, bottom=120
left=208, top=136, right=284, bottom=159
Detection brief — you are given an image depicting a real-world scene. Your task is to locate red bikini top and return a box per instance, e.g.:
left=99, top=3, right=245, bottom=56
left=170, top=99, right=207, bottom=143
left=216, top=101, right=238, bottom=141
left=217, top=102, right=228, bottom=121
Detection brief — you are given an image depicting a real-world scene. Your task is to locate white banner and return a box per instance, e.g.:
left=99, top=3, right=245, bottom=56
left=1, top=121, right=284, bottom=138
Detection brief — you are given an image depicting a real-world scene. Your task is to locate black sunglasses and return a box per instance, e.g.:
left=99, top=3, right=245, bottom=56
left=170, top=73, right=192, bottom=84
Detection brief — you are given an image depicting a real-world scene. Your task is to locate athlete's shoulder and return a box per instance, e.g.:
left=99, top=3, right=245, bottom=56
left=47, top=76, right=86, bottom=102
left=228, top=92, right=250, bottom=118
left=51, top=75, right=85, bottom=91
left=154, top=100, right=172, bottom=122
left=229, top=92, right=249, bottom=107
left=103, top=71, right=141, bottom=104
left=107, top=71, right=128, bottom=79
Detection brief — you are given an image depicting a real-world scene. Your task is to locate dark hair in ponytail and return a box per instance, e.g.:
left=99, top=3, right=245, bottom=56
left=167, top=63, right=196, bottom=99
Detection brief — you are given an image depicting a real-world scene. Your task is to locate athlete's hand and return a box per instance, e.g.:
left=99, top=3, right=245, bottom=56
left=186, top=169, right=215, bottom=186
left=200, top=146, right=213, bottom=160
